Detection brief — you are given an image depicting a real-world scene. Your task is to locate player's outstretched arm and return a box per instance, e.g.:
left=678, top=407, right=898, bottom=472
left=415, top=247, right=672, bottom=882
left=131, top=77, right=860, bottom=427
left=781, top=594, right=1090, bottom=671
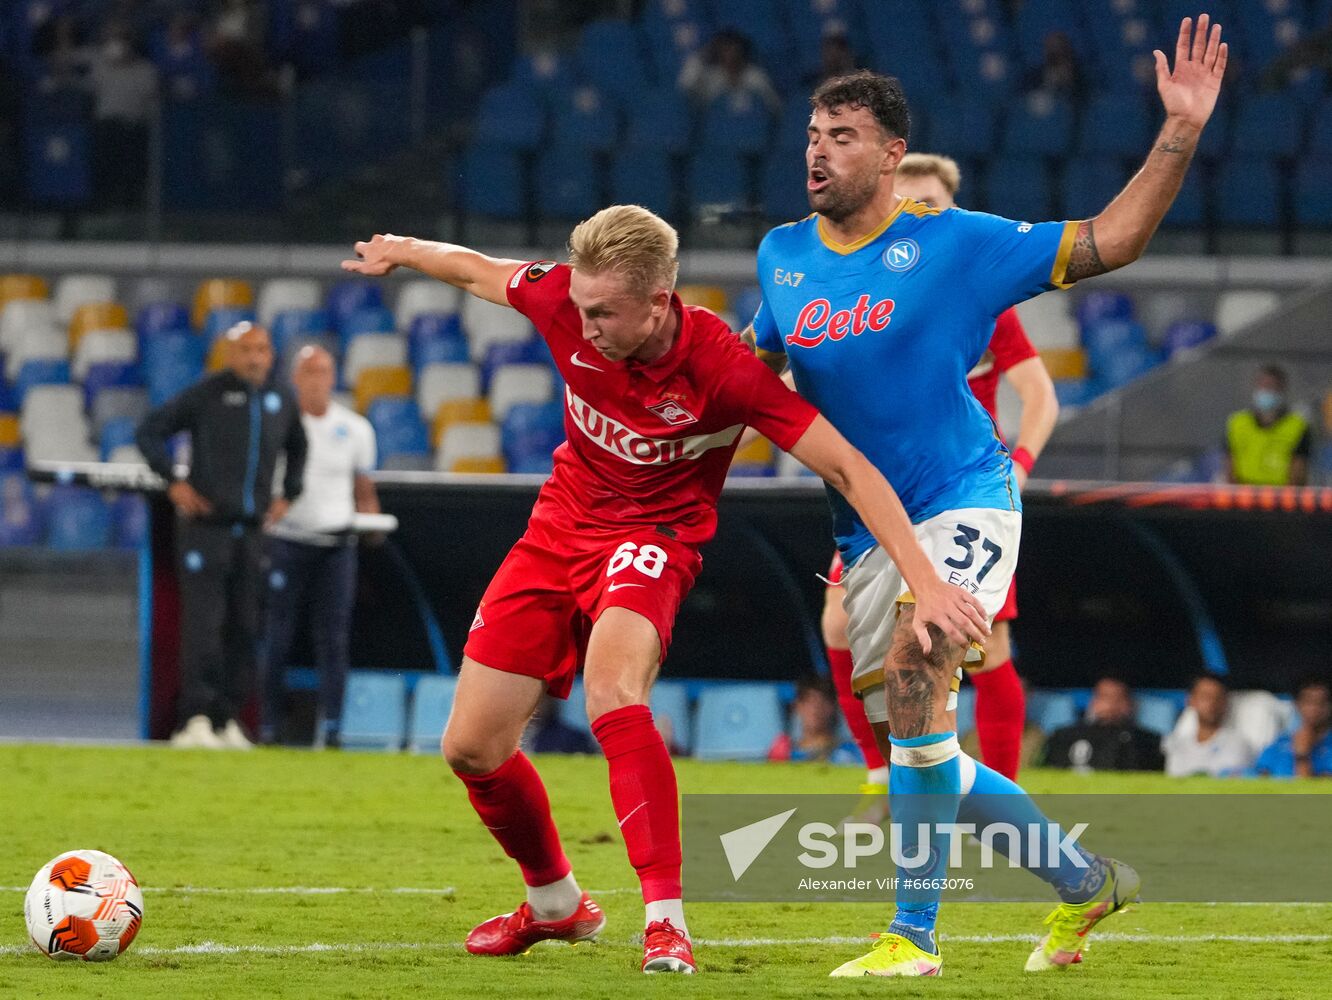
left=341, top=234, right=524, bottom=306
left=788, top=415, right=990, bottom=654
left=1064, top=14, right=1227, bottom=282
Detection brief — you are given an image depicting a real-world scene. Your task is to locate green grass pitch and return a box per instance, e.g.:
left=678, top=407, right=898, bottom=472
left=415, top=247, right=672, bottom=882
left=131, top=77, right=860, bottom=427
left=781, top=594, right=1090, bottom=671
left=2, top=744, right=1329, bottom=998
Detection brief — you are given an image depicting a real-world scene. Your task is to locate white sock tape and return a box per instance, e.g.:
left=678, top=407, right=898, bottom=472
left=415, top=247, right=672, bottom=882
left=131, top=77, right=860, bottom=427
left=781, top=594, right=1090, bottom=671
left=890, top=734, right=961, bottom=768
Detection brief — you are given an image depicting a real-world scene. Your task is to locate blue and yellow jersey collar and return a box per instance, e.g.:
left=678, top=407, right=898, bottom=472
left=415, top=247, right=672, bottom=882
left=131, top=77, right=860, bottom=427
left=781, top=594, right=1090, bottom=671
left=814, top=197, right=939, bottom=256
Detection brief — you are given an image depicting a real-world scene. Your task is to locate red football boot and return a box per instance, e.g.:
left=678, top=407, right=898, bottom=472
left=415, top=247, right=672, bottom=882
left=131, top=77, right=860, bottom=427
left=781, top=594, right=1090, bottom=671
left=642, top=919, right=696, bottom=974
left=465, top=893, right=606, bottom=956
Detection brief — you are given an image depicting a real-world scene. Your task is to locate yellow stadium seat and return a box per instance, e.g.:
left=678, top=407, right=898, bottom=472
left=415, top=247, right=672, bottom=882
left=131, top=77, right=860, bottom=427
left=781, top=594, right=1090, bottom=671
left=676, top=284, right=730, bottom=314
left=432, top=397, right=491, bottom=446
left=0, top=274, right=48, bottom=306
left=0, top=414, right=20, bottom=448
left=69, top=302, right=130, bottom=350
left=354, top=365, right=412, bottom=413
left=192, top=278, right=254, bottom=330
left=732, top=436, right=774, bottom=466
left=450, top=456, right=506, bottom=474
left=1039, top=348, right=1088, bottom=381
left=206, top=336, right=230, bottom=373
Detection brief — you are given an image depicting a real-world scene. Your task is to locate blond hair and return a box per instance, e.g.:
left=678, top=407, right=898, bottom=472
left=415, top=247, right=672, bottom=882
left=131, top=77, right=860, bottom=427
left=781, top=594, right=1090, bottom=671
left=567, top=205, right=680, bottom=298
left=897, top=153, right=962, bottom=197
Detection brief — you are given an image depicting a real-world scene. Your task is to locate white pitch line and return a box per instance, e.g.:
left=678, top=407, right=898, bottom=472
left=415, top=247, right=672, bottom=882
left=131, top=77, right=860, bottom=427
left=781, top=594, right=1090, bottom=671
left=5, top=931, right=1332, bottom=959
left=0, top=885, right=456, bottom=897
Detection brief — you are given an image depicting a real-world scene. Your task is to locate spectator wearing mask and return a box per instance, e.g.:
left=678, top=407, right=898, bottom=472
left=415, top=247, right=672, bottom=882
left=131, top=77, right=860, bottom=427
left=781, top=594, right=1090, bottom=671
left=678, top=28, right=781, bottom=115
left=1227, top=366, right=1311, bottom=486
left=1044, top=677, right=1165, bottom=772
left=1250, top=679, right=1332, bottom=778
left=1162, top=673, right=1256, bottom=777
left=769, top=675, right=861, bottom=765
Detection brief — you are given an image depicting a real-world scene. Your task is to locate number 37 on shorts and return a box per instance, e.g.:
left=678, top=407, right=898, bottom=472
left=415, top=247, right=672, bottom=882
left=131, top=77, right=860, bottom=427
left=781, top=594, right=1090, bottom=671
left=918, top=507, right=1022, bottom=619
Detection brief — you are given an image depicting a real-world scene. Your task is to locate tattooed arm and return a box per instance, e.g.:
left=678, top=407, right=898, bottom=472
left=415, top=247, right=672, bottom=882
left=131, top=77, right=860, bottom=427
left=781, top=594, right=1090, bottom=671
left=738, top=323, right=789, bottom=376
left=1065, top=14, right=1228, bottom=282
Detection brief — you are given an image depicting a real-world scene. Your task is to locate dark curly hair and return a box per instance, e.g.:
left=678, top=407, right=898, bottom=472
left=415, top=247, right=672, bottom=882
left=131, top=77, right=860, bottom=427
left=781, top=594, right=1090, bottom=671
left=810, top=70, right=911, bottom=143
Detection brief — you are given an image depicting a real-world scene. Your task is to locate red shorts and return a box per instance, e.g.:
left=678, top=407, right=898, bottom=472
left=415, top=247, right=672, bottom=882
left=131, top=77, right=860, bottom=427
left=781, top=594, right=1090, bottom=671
left=463, top=515, right=703, bottom=699
left=825, top=551, right=1019, bottom=620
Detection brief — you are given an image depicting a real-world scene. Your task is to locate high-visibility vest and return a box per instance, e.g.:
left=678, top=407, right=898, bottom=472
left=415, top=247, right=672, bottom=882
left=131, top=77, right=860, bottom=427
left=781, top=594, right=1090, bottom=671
left=1226, top=409, right=1309, bottom=485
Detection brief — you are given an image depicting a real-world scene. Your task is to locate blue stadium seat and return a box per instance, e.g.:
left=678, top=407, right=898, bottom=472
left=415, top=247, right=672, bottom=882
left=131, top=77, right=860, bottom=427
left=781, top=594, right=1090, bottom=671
left=202, top=306, right=256, bottom=343
left=732, top=286, right=764, bottom=328
left=112, top=493, right=148, bottom=549
left=651, top=681, right=693, bottom=754
left=0, top=382, right=18, bottom=413
left=408, top=313, right=467, bottom=369
left=0, top=447, right=24, bottom=473
left=1135, top=693, right=1180, bottom=736
left=0, top=471, right=42, bottom=546
left=326, top=282, right=384, bottom=339
left=610, top=153, right=676, bottom=221
left=981, top=156, right=1051, bottom=221
left=1076, top=290, right=1135, bottom=327
left=1308, top=99, right=1332, bottom=156
left=367, top=398, right=429, bottom=462
left=1002, top=95, right=1074, bottom=156
left=1060, top=159, right=1129, bottom=219
left=82, top=361, right=140, bottom=410
left=534, top=144, right=601, bottom=221
left=25, top=121, right=91, bottom=206
left=16, top=359, right=71, bottom=401
left=761, top=154, right=813, bottom=224
left=482, top=339, right=549, bottom=387
left=623, top=92, right=692, bottom=154
left=693, top=683, right=784, bottom=760
left=727, top=463, right=775, bottom=478
left=576, top=20, right=652, bottom=105
left=502, top=400, right=565, bottom=470
left=924, top=95, right=998, bottom=158
left=460, top=144, right=526, bottom=220
left=1053, top=379, right=1094, bottom=407
left=1230, top=94, right=1303, bottom=157
left=699, top=93, right=772, bottom=155
left=143, top=334, right=205, bottom=406
left=407, top=674, right=457, bottom=753
left=510, top=51, right=577, bottom=108
left=1163, top=167, right=1206, bottom=227
left=45, top=486, right=112, bottom=551
left=1214, top=157, right=1281, bottom=227
left=340, top=305, right=396, bottom=341
left=1026, top=690, right=1077, bottom=733
left=552, top=85, right=621, bottom=153
left=1078, top=92, right=1153, bottom=157
left=774, top=97, right=813, bottom=153
left=100, top=417, right=140, bottom=461
left=471, top=81, right=546, bottom=152
left=1164, top=320, right=1217, bottom=356
left=1294, top=157, right=1332, bottom=227
left=340, top=671, right=408, bottom=750
left=688, top=147, right=750, bottom=208
left=271, top=308, right=332, bottom=356
left=136, top=302, right=190, bottom=338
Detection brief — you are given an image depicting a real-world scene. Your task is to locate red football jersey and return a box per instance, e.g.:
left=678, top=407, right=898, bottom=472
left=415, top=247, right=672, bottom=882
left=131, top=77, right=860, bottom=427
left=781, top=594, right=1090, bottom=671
left=966, top=306, right=1039, bottom=421
left=506, top=262, right=819, bottom=546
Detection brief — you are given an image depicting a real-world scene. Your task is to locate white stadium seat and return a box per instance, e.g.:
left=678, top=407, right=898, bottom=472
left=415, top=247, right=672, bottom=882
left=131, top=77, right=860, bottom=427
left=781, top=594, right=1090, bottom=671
left=343, top=333, right=408, bottom=387
left=396, top=279, right=462, bottom=330
left=488, top=364, right=555, bottom=420
left=256, top=278, right=321, bottom=326
left=72, top=329, right=137, bottom=381
left=417, top=362, right=481, bottom=416
left=21, top=385, right=84, bottom=441
left=1, top=299, right=57, bottom=355
left=436, top=422, right=501, bottom=470
left=53, top=274, right=118, bottom=325
left=461, top=295, right=533, bottom=361
left=1014, top=291, right=1079, bottom=351
left=6, top=325, right=67, bottom=381
left=108, top=444, right=147, bottom=465
left=1215, top=290, right=1279, bottom=338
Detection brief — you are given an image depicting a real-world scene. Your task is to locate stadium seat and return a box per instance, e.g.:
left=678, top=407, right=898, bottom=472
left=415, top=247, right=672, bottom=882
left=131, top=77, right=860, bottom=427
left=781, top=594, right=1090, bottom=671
left=501, top=400, right=564, bottom=470
left=326, top=281, right=384, bottom=338
left=623, top=92, right=692, bottom=154
left=732, top=287, right=763, bottom=329
left=271, top=308, right=333, bottom=358
left=68, top=301, right=131, bottom=352
left=0, top=274, right=48, bottom=307
left=576, top=20, right=651, bottom=106
left=0, top=471, right=43, bottom=546
left=1215, top=290, right=1279, bottom=337
left=396, top=281, right=462, bottom=333
left=408, top=313, right=467, bottom=370
left=511, top=49, right=577, bottom=106
left=1060, top=160, right=1129, bottom=220
left=367, top=397, right=429, bottom=462
left=1214, top=158, right=1281, bottom=228
left=1076, top=290, right=1135, bottom=327
left=418, top=363, right=482, bottom=421
left=1038, top=347, right=1088, bottom=380
left=687, top=147, right=750, bottom=210
left=112, top=493, right=148, bottom=549
left=191, top=278, right=254, bottom=331
left=16, top=359, right=72, bottom=402
left=552, top=84, right=621, bottom=154
left=432, top=400, right=492, bottom=448
left=924, top=94, right=999, bottom=158
left=6, top=325, right=67, bottom=382
left=761, top=151, right=813, bottom=224
left=693, top=684, right=784, bottom=760
left=1078, top=92, right=1152, bottom=158
left=700, top=92, right=772, bottom=156
left=82, top=360, right=140, bottom=411
left=340, top=671, right=408, bottom=751
left=1014, top=292, right=1079, bottom=351
left=256, top=278, right=321, bottom=327
left=481, top=338, right=549, bottom=388
left=99, top=417, right=140, bottom=461
left=1002, top=94, right=1074, bottom=157
left=471, top=81, right=546, bottom=152
left=135, top=301, right=190, bottom=339
left=44, top=486, right=112, bottom=551
left=0, top=414, right=19, bottom=448
left=344, top=334, right=408, bottom=388
left=462, top=295, right=534, bottom=362
left=202, top=306, right=258, bottom=344
left=1230, top=94, right=1303, bottom=157
left=652, top=681, right=693, bottom=754
left=981, top=155, right=1051, bottom=221
left=1, top=299, right=57, bottom=356
left=340, top=305, right=396, bottom=343
left=731, top=436, right=773, bottom=471
left=407, top=674, right=458, bottom=753
left=449, top=456, right=507, bottom=474
left=489, top=364, right=555, bottom=421
left=610, top=153, right=676, bottom=221
left=53, top=275, right=116, bottom=326
left=353, top=365, right=412, bottom=413
left=534, top=144, right=601, bottom=220
left=72, top=330, right=136, bottom=382
left=1164, top=320, right=1217, bottom=357
left=0, top=446, right=24, bottom=473
left=1309, top=99, right=1332, bottom=156
left=1163, top=166, right=1206, bottom=227
left=459, top=144, right=527, bottom=221
left=676, top=285, right=729, bottom=315
left=1135, top=693, right=1180, bottom=736
left=437, top=422, right=502, bottom=471
left=1294, top=157, right=1332, bottom=227
left=1026, top=690, right=1077, bottom=733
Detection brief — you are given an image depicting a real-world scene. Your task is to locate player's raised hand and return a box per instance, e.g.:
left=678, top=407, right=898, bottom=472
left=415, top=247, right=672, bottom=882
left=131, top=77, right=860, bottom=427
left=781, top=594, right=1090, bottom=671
left=342, top=233, right=408, bottom=276
left=1154, top=14, right=1227, bottom=131
left=911, top=579, right=990, bottom=655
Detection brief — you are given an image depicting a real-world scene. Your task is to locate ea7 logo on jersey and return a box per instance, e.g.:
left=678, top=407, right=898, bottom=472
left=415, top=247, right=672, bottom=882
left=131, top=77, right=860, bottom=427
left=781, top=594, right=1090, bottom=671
left=774, top=267, right=805, bottom=287
left=786, top=295, right=895, bottom=349
left=647, top=399, right=698, bottom=426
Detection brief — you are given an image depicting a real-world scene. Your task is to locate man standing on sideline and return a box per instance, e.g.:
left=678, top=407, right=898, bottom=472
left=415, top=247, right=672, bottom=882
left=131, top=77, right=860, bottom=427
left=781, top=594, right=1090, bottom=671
left=261, top=345, right=379, bottom=749
left=137, top=322, right=307, bottom=750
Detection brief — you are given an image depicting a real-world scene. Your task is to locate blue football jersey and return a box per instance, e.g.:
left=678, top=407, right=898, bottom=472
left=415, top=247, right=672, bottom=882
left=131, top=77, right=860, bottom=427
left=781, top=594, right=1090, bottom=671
left=754, top=198, right=1077, bottom=563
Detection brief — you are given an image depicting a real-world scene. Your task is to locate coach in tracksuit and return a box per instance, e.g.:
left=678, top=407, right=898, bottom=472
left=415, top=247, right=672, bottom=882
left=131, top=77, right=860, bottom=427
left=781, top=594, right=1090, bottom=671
left=137, top=322, right=307, bottom=750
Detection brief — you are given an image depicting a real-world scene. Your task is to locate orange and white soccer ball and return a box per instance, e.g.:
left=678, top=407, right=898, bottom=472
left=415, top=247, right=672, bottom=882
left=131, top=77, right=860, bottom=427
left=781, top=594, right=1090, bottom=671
left=24, top=850, right=144, bottom=961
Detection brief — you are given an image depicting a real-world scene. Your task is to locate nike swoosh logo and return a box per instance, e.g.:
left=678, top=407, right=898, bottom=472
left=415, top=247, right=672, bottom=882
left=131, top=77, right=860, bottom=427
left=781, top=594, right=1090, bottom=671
left=570, top=352, right=605, bottom=371
left=617, top=801, right=649, bottom=828
left=608, top=582, right=644, bottom=591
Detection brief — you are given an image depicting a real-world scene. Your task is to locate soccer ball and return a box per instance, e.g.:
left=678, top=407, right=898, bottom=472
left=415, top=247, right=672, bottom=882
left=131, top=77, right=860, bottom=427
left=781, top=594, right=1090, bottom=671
left=23, top=850, right=144, bottom=961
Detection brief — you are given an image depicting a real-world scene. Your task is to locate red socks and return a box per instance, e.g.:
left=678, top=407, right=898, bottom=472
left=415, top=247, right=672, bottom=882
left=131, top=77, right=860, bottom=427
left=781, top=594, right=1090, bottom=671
left=972, top=659, right=1026, bottom=780
left=591, top=704, right=682, bottom=903
left=828, top=646, right=886, bottom=770
left=454, top=751, right=572, bottom=887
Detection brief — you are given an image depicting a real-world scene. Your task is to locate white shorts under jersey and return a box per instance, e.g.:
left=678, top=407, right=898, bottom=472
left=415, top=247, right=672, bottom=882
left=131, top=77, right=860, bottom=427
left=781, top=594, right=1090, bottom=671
left=272, top=401, right=376, bottom=542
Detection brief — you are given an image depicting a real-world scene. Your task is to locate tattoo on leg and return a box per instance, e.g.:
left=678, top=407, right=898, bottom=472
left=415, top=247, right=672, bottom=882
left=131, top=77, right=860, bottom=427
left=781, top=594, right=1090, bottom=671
left=885, top=665, right=935, bottom=739
left=885, top=606, right=962, bottom=740
left=1064, top=219, right=1108, bottom=283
